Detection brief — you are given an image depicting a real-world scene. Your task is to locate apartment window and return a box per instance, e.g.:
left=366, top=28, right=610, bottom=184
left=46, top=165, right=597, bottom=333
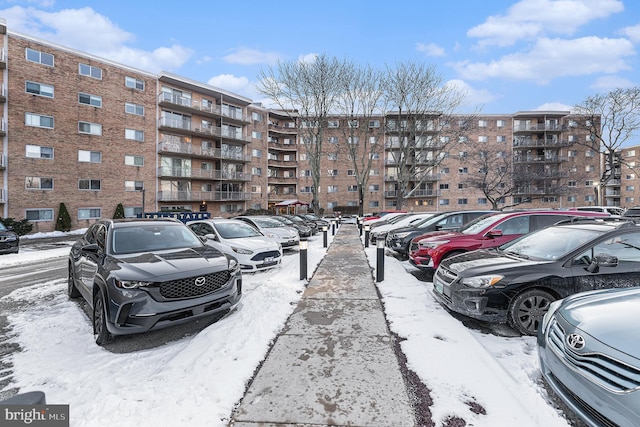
left=586, top=150, right=595, bottom=157
left=25, top=81, right=54, bottom=98
left=78, top=150, right=102, bottom=163
left=478, top=120, right=488, bottom=127
left=300, top=186, right=313, bottom=193
left=459, top=151, right=468, bottom=159
left=496, top=120, right=506, bottom=128
left=125, top=181, right=144, bottom=191
left=568, top=180, right=577, bottom=187
left=348, top=137, right=359, bottom=144
left=79, top=121, right=102, bottom=135
left=124, top=207, right=143, bottom=218
left=568, top=120, right=578, bottom=127
left=252, top=149, right=262, bottom=158
left=251, top=185, right=261, bottom=194
left=369, top=184, right=379, bottom=191
left=26, top=208, right=54, bottom=222
left=26, top=177, right=53, bottom=190
left=458, top=183, right=466, bottom=190
left=585, top=165, right=595, bottom=172
left=627, top=174, right=636, bottom=180
left=125, top=129, right=144, bottom=141
left=125, top=155, right=144, bottom=166
left=497, top=135, right=506, bottom=142
left=458, top=198, right=468, bottom=205
left=439, top=199, right=450, bottom=206
left=568, top=135, right=577, bottom=142
left=79, top=92, right=102, bottom=107
left=78, top=208, right=101, bottom=219
left=369, top=201, right=380, bottom=208
left=328, top=136, right=338, bottom=144
left=439, top=183, right=449, bottom=190
left=369, top=120, right=380, bottom=128
left=478, top=198, right=487, bottom=205
left=252, top=131, right=262, bottom=139
left=441, top=167, right=450, bottom=174
left=125, top=103, right=144, bottom=116
left=25, top=113, right=54, bottom=129
left=300, top=170, right=311, bottom=177
left=252, top=112, right=263, bottom=122
left=125, top=76, right=144, bottom=90
left=369, top=136, right=379, bottom=145
left=347, top=170, right=356, bottom=176
left=327, top=169, right=338, bottom=177
left=626, top=186, right=635, bottom=191
left=299, top=153, right=308, bottom=161
left=585, top=180, right=595, bottom=186
left=328, top=120, right=339, bottom=128
left=327, top=186, right=338, bottom=193
left=567, top=196, right=577, bottom=203
left=369, top=169, right=380, bottom=176
left=252, top=167, right=262, bottom=176
left=458, top=136, right=468, bottom=143
left=626, top=150, right=636, bottom=157
left=348, top=185, right=358, bottom=192
left=568, top=150, right=577, bottom=157
left=79, top=63, right=102, bottom=79
left=328, top=153, right=338, bottom=161
left=585, top=195, right=595, bottom=202
left=26, top=48, right=54, bottom=66
left=458, top=167, right=468, bottom=174
left=79, top=179, right=101, bottom=190
left=201, top=162, right=212, bottom=171
left=625, top=197, right=635, bottom=204
left=26, top=145, right=53, bottom=159
left=348, top=120, right=359, bottom=128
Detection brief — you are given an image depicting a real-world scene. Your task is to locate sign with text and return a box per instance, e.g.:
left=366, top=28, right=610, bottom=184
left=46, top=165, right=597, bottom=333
left=137, top=212, right=211, bottom=223
left=2, top=405, right=69, bottom=426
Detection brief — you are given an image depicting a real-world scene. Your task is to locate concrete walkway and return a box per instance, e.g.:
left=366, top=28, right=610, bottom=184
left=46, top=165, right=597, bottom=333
left=230, top=225, right=415, bottom=426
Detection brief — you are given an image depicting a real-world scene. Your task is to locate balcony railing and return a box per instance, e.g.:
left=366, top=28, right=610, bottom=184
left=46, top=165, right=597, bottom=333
left=513, top=124, right=567, bottom=132
left=158, top=141, right=251, bottom=162
left=157, top=191, right=251, bottom=202
left=157, top=167, right=251, bottom=181
left=384, top=190, right=439, bottom=198
left=158, top=118, right=252, bottom=143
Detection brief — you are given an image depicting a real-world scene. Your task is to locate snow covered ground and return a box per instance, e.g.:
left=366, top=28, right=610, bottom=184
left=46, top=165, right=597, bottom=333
left=0, top=226, right=573, bottom=426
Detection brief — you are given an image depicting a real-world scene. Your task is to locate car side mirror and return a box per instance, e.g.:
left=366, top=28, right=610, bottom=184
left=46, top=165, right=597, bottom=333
left=82, top=243, right=99, bottom=252
left=434, top=225, right=442, bottom=231
left=586, top=253, right=618, bottom=273
left=205, top=233, right=219, bottom=242
left=487, top=229, right=503, bottom=238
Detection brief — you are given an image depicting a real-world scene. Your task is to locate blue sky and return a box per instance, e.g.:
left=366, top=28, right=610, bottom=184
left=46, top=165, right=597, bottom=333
left=0, top=0, right=638, bottom=113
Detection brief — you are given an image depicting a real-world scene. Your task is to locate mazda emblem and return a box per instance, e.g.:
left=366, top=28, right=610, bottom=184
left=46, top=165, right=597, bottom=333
left=194, top=276, right=206, bottom=287
left=566, top=333, right=586, bottom=350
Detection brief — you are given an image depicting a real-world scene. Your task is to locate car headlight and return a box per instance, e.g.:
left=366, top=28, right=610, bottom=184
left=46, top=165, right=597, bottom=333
left=419, top=240, right=449, bottom=249
left=229, top=257, right=240, bottom=272
left=540, top=299, right=562, bottom=335
left=393, top=232, right=411, bottom=239
left=461, top=274, right=504, bottom=288
left=232, top=247, right=253, bottom=255
left=115, top=279, right=152, bottom=289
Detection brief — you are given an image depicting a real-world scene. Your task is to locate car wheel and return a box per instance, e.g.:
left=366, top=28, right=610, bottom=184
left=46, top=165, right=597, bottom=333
left=442, top=250, right=464, bottom=261
left=93, top=291, right=113, bottom=346
left=68, top=264, right=81, bottom=299
left=508, top=289, right=556, bottom=335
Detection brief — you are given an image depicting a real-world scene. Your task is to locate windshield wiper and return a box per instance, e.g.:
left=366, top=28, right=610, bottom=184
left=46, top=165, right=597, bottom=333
left=503, top=250, right=530, bottom=259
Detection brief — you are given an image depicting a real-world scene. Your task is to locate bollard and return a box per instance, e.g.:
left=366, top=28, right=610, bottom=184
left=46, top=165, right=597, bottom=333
left=322, top=225, right=328, bottom=248
left=376, top=238, right=385, bottom=282
left=299, top=238, right=308, bottom=280
left=358, top=219, right=363, bottom=236
left=364, top=224, right=370, bottom=248
left=331, top=220, right=336, bottom=236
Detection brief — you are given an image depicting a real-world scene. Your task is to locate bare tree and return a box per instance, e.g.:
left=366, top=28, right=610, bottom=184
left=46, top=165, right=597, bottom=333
left=258, top=54, right=350, bottom=213
left=573, top=87, right=640, bottom=194
left=333, top=63, right=386, bottom=216
left=381, top=62, right=469, bottom=209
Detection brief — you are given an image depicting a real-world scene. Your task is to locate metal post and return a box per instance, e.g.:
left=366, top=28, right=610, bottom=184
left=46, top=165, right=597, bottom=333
left=331, top=220, right=336, bottom=236
left=376, top=238, right=385, bottom=282
left=358, top=219, right=363, bottom=236
left=299, top=238, right=308, bottom=280
left=322, top=225, right=328, bottom=248
left=364, top=224, right=370, bottom=248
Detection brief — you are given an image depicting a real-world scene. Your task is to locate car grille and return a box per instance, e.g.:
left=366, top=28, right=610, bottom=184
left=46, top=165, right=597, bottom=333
left=548, top=319, right=640, bottom=393
left=409, top=241, right=419, bottom=253
left=251, top=250, right=281, bottom=262
left=549, top=372, right=618, bottom=427
left=434, top=264, right=458, bottom=285
left=159, top=271, right=232, bottom=299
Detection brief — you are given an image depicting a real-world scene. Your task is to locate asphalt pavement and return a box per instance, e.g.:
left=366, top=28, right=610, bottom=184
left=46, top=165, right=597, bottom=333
left=229, top=224, right=416, bottom=426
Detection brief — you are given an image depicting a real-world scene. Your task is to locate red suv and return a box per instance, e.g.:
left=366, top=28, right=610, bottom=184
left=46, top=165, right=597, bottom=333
left=408, top=210, right=609, bottom=272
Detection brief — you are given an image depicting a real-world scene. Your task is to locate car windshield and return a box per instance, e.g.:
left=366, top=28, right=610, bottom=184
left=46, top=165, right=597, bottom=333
left=111, top=223, right=203, bottom=255
left=252, top=217, right=285, bottom=228
left=215, top=222, right=262, bottom=239
left=499, top=226, right=603, bottom=260
left=460, top=213, right=509, bottom=234
left=0, top=223, right=7, bottom=231
left=414, top=212, right=449, bottom=228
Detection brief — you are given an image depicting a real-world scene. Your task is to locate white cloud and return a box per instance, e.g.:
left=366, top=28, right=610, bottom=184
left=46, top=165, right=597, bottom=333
left=416, top=42, right=445, bottom=57
left=533, top=102, right=574, bottom=111
left=619, top=23, right=640, bottom=43
left=589, top=75, right=637, bottom=91
left=297, top=53, right=318, bottom=64
left=445, top=79, right=497, bottom=112
left=222, top=48, right=281, bottom=66
left=0, top=6, right=193, bottom=72
left=467, top=0, right=624, bottom=47
left=454, top=37, right=635, bottom=83
left=206, top=74, right=261, bottom=100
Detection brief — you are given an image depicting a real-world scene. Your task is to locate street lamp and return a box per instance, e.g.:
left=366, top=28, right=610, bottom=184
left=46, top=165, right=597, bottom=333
left=593, top=183, right=599, bottom=206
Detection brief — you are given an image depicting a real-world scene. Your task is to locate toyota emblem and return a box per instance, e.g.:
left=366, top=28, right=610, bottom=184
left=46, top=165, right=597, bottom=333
left=566, top=333, right=586, bottom=350
left=194, top=276, right=206, bottom=287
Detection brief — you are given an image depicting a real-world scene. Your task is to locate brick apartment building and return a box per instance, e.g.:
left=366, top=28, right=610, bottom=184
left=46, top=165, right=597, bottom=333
left=0, top=21, right=626, bottom=233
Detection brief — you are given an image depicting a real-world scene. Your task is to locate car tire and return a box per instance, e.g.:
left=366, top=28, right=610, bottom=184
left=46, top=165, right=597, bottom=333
left=93, top=291, right=113, bottom=346
left=442, top=250, right=464, bottom=261
left=68, top=265, right=81, bottom=299
left=508, top=289, right=555, bottom=335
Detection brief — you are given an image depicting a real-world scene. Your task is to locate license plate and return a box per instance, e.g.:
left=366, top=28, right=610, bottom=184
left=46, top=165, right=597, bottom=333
left=264, top=257, right=274, bottom=263
left=434, top=280, right=444, bottom=294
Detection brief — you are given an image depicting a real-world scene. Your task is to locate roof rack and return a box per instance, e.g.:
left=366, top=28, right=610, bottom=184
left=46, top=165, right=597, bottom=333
left=553, top=216, right=638, bottom=226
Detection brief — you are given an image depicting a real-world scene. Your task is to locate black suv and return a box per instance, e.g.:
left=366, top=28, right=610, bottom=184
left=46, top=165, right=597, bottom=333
left=68, top=218, right=242, bottom=345
left=385, top=210, right=494, bottom=257
left=433, top=218, right=640, bottom=335
left=0, top=222, right=19, bottom=254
